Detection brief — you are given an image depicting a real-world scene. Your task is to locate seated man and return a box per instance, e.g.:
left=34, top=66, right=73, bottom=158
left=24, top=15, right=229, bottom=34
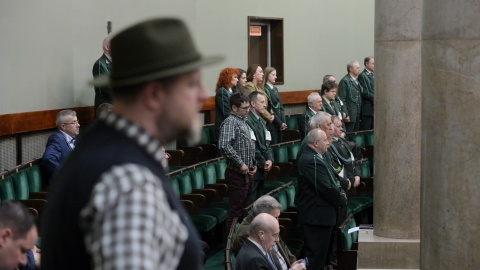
left=0, top=201, right=38, bottom=270
left=299, top=92, right=322, bottom=139
left=233, top=195, right=304, bottom=270
left=41, top=109, right=80, bottom=183
left=235, top=213, right=306, bottom=270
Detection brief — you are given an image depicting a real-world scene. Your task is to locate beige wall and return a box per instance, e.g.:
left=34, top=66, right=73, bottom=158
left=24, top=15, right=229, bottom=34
left=0, top=0, right=374, bottom=114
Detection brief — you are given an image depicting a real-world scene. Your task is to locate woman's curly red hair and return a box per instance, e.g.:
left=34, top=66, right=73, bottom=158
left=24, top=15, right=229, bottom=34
left=216, top=67, right=239, bottom=90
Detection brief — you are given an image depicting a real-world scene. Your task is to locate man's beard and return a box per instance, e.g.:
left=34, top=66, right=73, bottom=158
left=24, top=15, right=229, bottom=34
left=183, top=116, right=202, bottom=145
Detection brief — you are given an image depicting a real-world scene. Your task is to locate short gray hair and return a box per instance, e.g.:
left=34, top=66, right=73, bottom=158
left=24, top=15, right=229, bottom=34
left=252, top=195, right=281, bottom=216
left=306, top=128, right=324, bottom=144
left=347, top=60, right=359, bottom=73
left=55, top=110, right=77, bottom=129
left=307, top=92, right=320, bottom=104
left=309, top=111, right=331, bottom=130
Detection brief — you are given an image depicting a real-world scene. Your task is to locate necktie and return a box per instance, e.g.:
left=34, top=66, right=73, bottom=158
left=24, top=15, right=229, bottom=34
left=266, top=252, right=279, bottom=270
left=70, top=138, right=76, bottom=149
left=272, top=245, right=288, bottom=270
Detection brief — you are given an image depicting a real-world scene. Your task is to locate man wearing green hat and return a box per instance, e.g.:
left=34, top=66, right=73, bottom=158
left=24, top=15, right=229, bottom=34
left=41, top=18, right=222, bottom=270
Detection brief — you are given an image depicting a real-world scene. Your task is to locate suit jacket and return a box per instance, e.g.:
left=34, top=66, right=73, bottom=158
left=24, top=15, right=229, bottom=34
left=298, top=108, right=316, bottom=139
left=338, top=74, right=363, bottom=120
left=322, top=97, right=340, bottom=118
left=235, top=239, right=276, bottom=270
left=92, top=54, right=112, bottom=112
left=233, top=214, right=296, bottom=268
left=41, top=131, right=73, bottom=183
left=246, top=111, right=273, bottom=180
left=244, top=82, right=273, bottom=122
left=264, top=84, right=286, bottom=129
left=358, top=69, right=374, bottom=117
left=296, top=146, right=347, bottom=226
left=214, top=87, right=232, bottom=133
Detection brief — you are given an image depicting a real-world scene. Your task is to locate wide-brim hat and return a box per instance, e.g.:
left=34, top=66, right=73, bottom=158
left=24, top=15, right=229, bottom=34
left=91, top=18, right=223, bottom=87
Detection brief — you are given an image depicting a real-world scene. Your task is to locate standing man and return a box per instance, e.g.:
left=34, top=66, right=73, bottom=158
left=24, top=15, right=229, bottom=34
left=41, top=109, right=80, bottom=184
left=296, top=128, right=348, bottom=270
left=246, top=91, right=273, bottom=204
left=219, top=92, right=257, bottom=232
left=92, top=35, right=112, bottom=115
left=0, top=201, right=38, bottom=270
left=299, top=92, right=322, bottom=139
left=42, top=18, right=222, bottom=269
left=358, top=56, right=375, bottom=130
left=338, top=61, right=363, bottom=132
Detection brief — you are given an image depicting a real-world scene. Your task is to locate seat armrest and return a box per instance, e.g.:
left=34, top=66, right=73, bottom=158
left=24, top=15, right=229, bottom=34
left=180, top=194, right=205, bottom=206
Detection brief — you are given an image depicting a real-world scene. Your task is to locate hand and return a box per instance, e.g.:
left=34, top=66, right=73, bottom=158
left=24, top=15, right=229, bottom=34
left=248, top=166, right=257, bottom=176
left=269, top=115, right=275, bottom=123
left=291, top=260, right=307, bottom=270
left=344, top=116, right=350, bottom=123
left=354, top=176, right=360, bottom=187
left=33, top=245, right=41, bottom=268
left=264, top=160, right=273, bottom=171
left=347, top=181, right=352, bottom=190
left=342, top=112, right=347, bottom=118
left=280, top=123, right=288, bottom=130
left=240, top=164, right=249, bottom=175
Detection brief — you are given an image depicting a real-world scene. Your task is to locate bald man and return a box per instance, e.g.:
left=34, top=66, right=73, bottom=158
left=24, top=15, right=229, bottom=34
left=92, top=36, right=113, bottom=115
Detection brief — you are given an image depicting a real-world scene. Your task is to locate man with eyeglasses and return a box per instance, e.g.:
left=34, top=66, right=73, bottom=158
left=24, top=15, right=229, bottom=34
left=219, top=92, right=257, bottom=232
left=41, top=109, right=80, bottom=184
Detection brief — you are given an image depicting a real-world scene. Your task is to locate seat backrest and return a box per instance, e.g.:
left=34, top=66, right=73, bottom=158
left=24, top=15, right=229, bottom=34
left=359, top=160, right=371, bottom=178
left=287, top=142, right=301, bottom=161
left=215, top=160, right=227, bottom=179
left=347, top=133, right=365, bottom=148
left=26, top=165, right=43, bottom=192
left=0, top=176, right=16, bottom=201
left=202, top=163, right=217, bottom=185
left=200, top=127, right=211, bottom=145
left=177, top=173, right=193, bottom=195
left=272, top=190, right=288, bottom=212
left=285, top=115, right=299, bottom=130
left=284, top=185, right=296, bottom=207
left=189, top=168, right=205, bottom=189
left=11, top=170, right=30, bottom=200
left=365, top=130, right=374, bottom=146
left=342, top=226, right=353, bottom=251
left=273, top=145, right=289, bottom=163
left=169, top=176, right=181, bottom=198
left=348, top=217, right=358, bottom=243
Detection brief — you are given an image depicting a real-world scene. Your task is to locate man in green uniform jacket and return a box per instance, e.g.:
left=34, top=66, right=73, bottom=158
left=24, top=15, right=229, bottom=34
left=338, top=61, right=363, bottom=132
left=358, top=56, right=374, bottom=130
left=246, top=91, right=274, bottom=204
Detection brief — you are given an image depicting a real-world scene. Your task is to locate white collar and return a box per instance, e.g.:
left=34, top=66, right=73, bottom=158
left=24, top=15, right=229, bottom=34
left=248, top=238, right=267, bottom=255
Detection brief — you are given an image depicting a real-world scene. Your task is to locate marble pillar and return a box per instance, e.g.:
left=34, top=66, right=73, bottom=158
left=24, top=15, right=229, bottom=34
left=421, top=0, right=480, bottom=268
left=374, top=0, right=422, bottom=239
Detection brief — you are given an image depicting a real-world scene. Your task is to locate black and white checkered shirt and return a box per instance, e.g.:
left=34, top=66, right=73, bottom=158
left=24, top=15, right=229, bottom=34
left=218, top=113, right=256, bottom=169
left=80, top=113, right=188, bottom=269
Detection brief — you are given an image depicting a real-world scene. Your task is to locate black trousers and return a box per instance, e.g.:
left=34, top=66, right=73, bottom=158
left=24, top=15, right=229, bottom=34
left=302, top=224, right=334, bottom=270
left=225, top=168, right=253, bottom=232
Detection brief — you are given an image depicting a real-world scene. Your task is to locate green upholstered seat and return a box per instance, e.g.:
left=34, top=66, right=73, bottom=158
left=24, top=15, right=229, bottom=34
left=0, top=176, right=16, bottom=201
left=190, top=168, right=206, bottom=189
left=359, top=161, right=371, bottom=178
left=214, top=160, right=227, bottom=180
left=199, top=207, right=227, bottom=224
left=263, top=181, right=284, bottom=194
left=284, top=185, right=296, bottom=207
left=273, top=146, right=289, bottom=163
left=285, top=115, right=299, bottom=130
left=347, top=133, right=365, bottom=148
left=170, top=176, right=182, bottom=198
left=191, top=214, right=217, bottom=232
left=201, top=163, right=217, bottom=185
left=25, top=165, right=43, bottom=192
left=365, top=131, right=374, bottom=146
left=11, top=170, right=30, bottom=200
left=287, top=142, right=301, bottom=161
left=272, top=190, right=288, bottom=211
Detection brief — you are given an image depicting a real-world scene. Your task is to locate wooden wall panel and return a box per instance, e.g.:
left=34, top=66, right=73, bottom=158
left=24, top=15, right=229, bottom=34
left=0, top=89, right=316, bottom=137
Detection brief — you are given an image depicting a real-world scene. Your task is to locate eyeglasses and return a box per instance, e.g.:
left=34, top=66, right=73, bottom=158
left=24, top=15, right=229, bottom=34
left=63, top=121, right=80, bottom=126
left=239, top=106, right=250, bottom=110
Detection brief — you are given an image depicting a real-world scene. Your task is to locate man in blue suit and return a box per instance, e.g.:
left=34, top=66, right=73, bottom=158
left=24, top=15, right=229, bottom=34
left=41, top=109, right=80, bottom=183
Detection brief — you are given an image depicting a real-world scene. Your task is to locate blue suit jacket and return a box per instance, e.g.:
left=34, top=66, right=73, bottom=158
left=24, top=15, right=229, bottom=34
left=42, top=131, right=73, bottom=182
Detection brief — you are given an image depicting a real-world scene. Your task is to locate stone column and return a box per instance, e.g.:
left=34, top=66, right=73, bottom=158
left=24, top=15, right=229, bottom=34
left=374, top=0, right=422, bottom=239
left=421, top=0, right=480, bottom=268
left=358, top=1, right=422, bottom=268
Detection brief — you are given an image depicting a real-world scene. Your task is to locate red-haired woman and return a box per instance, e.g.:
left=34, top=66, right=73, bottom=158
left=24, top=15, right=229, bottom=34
left=214, top=67, right=239, bottom=140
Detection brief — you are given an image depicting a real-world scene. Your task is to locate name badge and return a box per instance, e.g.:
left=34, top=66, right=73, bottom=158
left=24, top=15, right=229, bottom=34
left=265, top=131, right=272, bottom=141
left=250, top=129, right=256, bottom=140
left=338, top=112, right=343, bottom=119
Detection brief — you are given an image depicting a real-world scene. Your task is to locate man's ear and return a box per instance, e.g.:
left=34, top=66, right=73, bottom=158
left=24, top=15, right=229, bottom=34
left=0, top=228, right=12, bottom=247
left=142, top=81, right=165, bottom=111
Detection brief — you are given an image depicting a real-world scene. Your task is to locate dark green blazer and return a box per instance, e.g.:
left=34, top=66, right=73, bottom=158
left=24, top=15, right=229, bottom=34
left=264, top=84, right=286, bottom=129
left=358, top=69, right=374, bottom=116
left=322, top=97, right=340, bottom=117
left=338, top=74, right=363, bottom=120
left=215, top=87, right=232, bottom=133
left=299, top=108, right=316, bottom=139
left=92, top=54, right=112, bottom=112
left=296, top=146, right=347, bottom=226
left=246, top=111, right=273, bottom=179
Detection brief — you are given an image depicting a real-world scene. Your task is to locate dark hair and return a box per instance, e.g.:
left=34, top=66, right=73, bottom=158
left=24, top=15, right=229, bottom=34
left=0, top=201, right=35, bottom=239
left=248, top=91, right=265, bottom=103
left=230, top=92, right=250, bottom=108
left=322, top=74, right=335, bottom=83
left=364, top=56, right=374, bottom=66
left=246, top=64, right=262, bottom=82
left=320, top=81, right=338, bottom=95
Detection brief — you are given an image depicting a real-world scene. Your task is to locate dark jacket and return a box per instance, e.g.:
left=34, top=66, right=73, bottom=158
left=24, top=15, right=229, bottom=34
left=246, top=111, right=273, bottom=180
left=338, top=74, right=363, bottom=120
left=358, top=69, right=374, bottom=117
left=41, top=131, right=73, bottom=183
left=235, top=239, right=276, bottom=270
left=92, top=54, right=112, bottom=112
